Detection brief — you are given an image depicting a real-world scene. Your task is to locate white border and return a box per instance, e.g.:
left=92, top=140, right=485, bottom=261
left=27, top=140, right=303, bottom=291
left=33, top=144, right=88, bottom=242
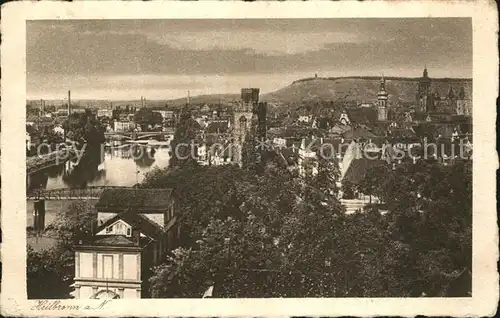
left=1, top=1, right=498, bottom=317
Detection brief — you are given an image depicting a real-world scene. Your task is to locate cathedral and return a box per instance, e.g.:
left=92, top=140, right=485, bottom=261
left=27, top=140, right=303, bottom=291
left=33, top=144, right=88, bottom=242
left=415, top=67, right=471, bottom=116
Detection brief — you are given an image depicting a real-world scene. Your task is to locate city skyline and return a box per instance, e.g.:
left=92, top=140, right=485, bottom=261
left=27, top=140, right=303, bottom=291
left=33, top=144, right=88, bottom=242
left=27, top=18, right=472, bottom=100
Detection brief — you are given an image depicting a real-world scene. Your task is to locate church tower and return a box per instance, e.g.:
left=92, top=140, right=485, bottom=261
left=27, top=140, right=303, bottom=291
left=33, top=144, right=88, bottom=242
left=447, top=85, right=456, bottom=111
left=232, top=88, right=259, bottom=165
left=456, top=86, right=470, bottom=116
left=377, top=76, right=388, bottom=121
left=417, top=66, right=433, bottom=112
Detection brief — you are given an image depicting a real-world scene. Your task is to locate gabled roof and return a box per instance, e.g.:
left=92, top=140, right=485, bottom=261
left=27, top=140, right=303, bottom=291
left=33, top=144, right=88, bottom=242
left=412, top=123, right=438, bottom=139
left=343, top=158, right=387, bottom=185
left=91, top=235, right=137, bottom=247
left=366, top=123, right=389, bottom=137
left=96, top=188, right=173, bottom=211
left=205, top=120, right=229, bottom=134
left=341, top=126, right=376, bottom=140
left=435, top=125, right=455, bottom=138
left=187, top=118, right=203, bottom=131
left=346, top=107, right=378, bottom=124
left=279, top=147, right=299, bottom=166
left=388, top=127, right=416, bottom=139
left=98, top=210, right=165, bottom=239
left=330, top=124, right=351, bottom=134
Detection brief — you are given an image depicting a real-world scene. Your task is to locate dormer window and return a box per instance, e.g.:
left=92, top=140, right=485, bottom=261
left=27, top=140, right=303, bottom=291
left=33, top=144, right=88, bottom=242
left=126, top=228, right=131, bottom=237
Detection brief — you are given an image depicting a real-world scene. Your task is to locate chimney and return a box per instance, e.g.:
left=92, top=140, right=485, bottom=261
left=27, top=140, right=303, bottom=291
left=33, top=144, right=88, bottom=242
left=132, top=228, right=141, bottom=246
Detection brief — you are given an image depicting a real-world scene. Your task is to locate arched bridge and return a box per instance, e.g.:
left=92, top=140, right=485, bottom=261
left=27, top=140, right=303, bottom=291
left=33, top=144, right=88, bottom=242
left=27, top=186, right=133, bottom=200
left=105, top=130, right=174, bottom=140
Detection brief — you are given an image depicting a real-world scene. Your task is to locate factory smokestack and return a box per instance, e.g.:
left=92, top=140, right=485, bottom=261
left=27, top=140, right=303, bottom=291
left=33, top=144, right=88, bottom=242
left=68, top=90, right=71, bottom=116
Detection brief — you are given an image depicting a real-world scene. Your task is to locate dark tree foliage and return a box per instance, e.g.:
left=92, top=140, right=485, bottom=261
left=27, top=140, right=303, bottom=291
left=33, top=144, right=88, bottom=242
left=168, top=108, right=199, bottom=168
left=27, top=201, right=96, bottom=299
left=134, top=108, right=163, bottom=131
left=144, top=156, right=471, bottom=298
left=27, top=245, right=75, bottom=299
left=63, top=111, right=105, bottom=146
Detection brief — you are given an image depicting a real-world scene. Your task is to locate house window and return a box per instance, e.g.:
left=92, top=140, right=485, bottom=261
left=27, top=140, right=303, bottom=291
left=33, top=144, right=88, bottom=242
left=103, top=255, right=113, bottom=280
left=126, top=227, right=131, bottom=237
left=106, top=226, right=112, bottom=234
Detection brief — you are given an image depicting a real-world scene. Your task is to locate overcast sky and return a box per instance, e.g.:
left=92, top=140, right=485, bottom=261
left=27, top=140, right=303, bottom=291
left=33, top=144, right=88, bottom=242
left=27, top=18, right=472, bottom=100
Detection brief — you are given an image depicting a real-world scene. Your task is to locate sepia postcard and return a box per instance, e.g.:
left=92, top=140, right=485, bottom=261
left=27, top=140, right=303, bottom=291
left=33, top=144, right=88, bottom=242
left=1, top=1, right=498, bottom=317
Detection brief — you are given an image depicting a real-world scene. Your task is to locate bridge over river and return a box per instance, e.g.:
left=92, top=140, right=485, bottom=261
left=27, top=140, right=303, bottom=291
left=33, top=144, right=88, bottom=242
left=26, top=147, right=78, bottom=176
left=105, top=129, right=174, bottom=141
left=27, top=186, right=137, bottom=232
left=27, top=185, right=133, bottom=200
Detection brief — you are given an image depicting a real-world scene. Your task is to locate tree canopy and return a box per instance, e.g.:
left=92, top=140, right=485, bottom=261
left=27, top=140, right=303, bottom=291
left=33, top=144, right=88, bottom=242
left=62, top=111, right=105, bottom=146
left=145, top=157, right=472, bottom=298
left=168, top=108, right=200, bottom=168
left=27, top=201, right=96, bottom=299
left=134, top=108, right=163, bottom=131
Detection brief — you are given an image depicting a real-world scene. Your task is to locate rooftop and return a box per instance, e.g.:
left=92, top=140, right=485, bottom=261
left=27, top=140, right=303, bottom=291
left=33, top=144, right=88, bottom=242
left=343, top=158, right=387, bottom=185
left=346, top=107, right=378, bottom=124
left=91, top=235, right=137, bottom=247
left=96, top=188, right=173, bottom=211
left=98, top=209, right=166, bottom=239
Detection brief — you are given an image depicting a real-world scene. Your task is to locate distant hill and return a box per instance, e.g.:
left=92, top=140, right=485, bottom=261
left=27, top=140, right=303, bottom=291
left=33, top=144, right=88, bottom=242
left=27, top=76, right=472, bottom=110
left=164, top=94, right=240, bottom=107
left=27, top=94, right=240, bottom=110
left=261, top=76, right=472, bottom=105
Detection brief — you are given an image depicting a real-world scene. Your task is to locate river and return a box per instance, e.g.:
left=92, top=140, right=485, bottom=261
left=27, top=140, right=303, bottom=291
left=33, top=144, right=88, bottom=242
left=27, top=141, right=171, bottom=229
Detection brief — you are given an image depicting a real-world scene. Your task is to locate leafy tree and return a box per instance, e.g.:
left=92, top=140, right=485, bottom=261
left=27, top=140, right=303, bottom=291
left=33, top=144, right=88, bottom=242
left=357, top=164, right=390, bottom=203
left=315, top=148, right=340, bottom=198
left=27, top=201, right=96, bottom=299
left=134, top=108, right=163, bottom=131
left=168, top=108, right=199, bottom=168
left=341, top=179, right=356, bottom=199
left=62, top=112, right=104, bottom=146
left=27, top=245, right=75, bottom=299
left=241, top=132, right=259, bottom=171
left=145, top=147, right=471, bottom=298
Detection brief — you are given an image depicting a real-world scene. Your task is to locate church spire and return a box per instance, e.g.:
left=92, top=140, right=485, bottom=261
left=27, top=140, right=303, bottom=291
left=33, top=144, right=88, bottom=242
left=377, top=74, right=388, bottom=121
left=458, top=86, right=466, bottom=99
left=378, top=74, right=387, bottom=94
left=448, top=85, right=455, bottom=99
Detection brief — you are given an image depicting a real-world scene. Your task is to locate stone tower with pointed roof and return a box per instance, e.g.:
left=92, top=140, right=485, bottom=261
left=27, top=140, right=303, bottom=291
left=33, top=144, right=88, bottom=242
left=377, top=76, right=388, bottom=121
left=416, top=67, right=434, bottom=112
